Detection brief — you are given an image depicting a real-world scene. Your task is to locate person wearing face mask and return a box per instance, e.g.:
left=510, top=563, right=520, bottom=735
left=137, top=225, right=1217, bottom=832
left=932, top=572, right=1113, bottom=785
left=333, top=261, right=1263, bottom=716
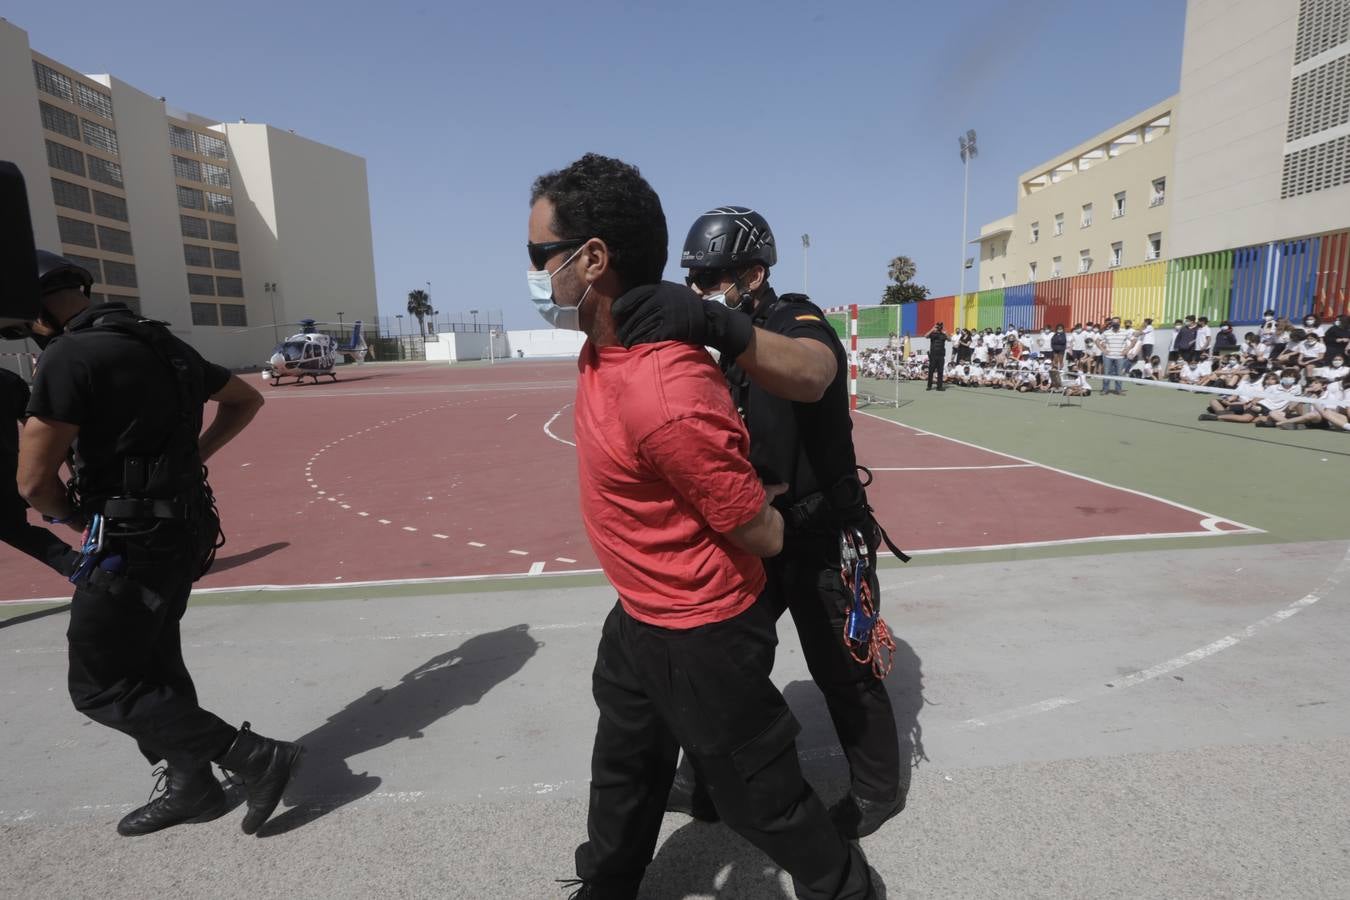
left=614, top=204, right=907, bottom=843
left=1296, top=330, right=1326, bottom=376
left=15, top=251, right=301, bottom=838
left=1096, top=319, right=1134, bottom=394
left=926, top=321, right=949, bottom=390
left=1303, top=314, right=1325, bottom=338
left=1253, top=370, right=1305, bottom=427
left=1213, top=321, right=1238, bottom=356
left=1316, top=355, right=1349, bottom=381
left=1321, top=313, right=1349, bottom=363
left=535, top=162, right=878, bottom=900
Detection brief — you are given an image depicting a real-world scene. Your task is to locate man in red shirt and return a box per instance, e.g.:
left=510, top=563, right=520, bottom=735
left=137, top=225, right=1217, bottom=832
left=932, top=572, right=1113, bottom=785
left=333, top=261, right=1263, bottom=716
left=529, top=155, right=874, bottom=900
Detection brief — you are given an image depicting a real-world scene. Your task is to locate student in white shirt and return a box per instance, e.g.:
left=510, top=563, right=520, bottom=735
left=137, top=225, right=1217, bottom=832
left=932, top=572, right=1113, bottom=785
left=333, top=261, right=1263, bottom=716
left=1254, top=371, right=1306, bottom=427
left=1297, top=334, right=1327, bottom=375
left=1194, top=317, right=1213, bottom=358
left=1178, top=359, right=1205, bottom=386
left=1302, top=314, right=1326, bottom=338
left=1201, top=371, right=1266, bottom=420
left=1320, top=376, right=1350, bottom=431
left=1315, top=355, right=1348, bottom=381
left=1063, top=365, right=1092, bottom=397
left=1138, top=319, right=1155, bottom=361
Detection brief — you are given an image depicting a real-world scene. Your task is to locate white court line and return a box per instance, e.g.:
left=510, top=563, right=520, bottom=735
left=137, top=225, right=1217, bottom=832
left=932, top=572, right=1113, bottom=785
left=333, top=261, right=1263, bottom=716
left=506, top=413, right=518, bottom=421
left=870, top=464, right=1034, bottom=472
left=543, top=403, right=576, bottom=448
left=959, top=540, right=1350, bottom=729
left=467, top=541, right=486, bottom=548
left=528, top=561, right=545, bottom=575
left=857, top=410, right=1265, bottom=535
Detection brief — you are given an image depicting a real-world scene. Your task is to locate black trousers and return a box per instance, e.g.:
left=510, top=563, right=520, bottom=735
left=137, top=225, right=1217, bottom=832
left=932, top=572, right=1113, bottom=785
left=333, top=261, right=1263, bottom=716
left=926, top=356, right=945, bottom=387
left=576, top=597, right=871, bottom=900
left=767, top=540, right=902, bottom=804
left=66, top=529, right=237, bottom=770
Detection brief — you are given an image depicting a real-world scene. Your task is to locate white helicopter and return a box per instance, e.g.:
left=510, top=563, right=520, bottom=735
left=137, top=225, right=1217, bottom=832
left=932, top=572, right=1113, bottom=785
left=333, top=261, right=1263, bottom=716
left=261, top=319, right=370, bottom=385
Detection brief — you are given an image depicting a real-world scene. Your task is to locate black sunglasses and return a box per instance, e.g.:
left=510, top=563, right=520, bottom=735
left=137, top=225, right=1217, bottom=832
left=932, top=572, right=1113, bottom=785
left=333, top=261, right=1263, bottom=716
left=527, top=239, right=586, bottom=271
left=685, top=269, right=731, bottom=291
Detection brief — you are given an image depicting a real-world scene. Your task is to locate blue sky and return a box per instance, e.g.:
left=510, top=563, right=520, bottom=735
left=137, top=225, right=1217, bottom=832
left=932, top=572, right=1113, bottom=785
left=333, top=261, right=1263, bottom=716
left=15, top=0, right=1187, bottom=329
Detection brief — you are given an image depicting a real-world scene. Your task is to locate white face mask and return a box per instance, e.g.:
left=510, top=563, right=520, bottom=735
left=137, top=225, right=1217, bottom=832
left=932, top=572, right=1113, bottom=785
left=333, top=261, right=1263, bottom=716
left=1280, top=377, right=1295, bottom=387
left=527, top=245, right=591, bottom=331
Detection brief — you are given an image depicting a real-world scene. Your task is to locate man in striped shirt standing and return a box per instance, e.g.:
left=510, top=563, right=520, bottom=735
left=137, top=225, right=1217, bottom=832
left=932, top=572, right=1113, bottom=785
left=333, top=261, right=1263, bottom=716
left=1096, top=318, right=1136, bottom=395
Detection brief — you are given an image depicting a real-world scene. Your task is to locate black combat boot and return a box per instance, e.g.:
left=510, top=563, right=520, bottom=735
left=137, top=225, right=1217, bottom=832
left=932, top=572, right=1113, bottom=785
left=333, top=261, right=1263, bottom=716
left=116, top=765, right=227, bottom=836
left=215, top=722, right=304, bottom=835
left=829, top=791, right=906, bottom=840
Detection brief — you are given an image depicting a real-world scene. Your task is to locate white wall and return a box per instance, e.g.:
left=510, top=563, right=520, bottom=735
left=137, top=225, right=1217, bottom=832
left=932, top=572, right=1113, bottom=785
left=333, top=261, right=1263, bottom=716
left=506, top=329, right=586, bottom=358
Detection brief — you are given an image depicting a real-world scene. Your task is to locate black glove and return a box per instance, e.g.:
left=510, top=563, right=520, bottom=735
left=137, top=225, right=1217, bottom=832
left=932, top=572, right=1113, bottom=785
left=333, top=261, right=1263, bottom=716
left=614, top=289, right=754, bottom=361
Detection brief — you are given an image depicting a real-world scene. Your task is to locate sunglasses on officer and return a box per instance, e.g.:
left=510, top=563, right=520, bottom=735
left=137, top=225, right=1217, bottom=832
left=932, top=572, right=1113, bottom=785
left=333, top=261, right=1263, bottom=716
left=685, top=269, right=733, bottom=291
left=527, top=239, right=586, bottom=271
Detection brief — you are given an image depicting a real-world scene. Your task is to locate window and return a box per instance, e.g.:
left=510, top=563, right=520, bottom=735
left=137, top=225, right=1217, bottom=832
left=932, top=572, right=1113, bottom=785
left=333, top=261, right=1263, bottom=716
left=187, top=273, right=216, bottom=295
left=1147, top=233, right=1162, bottom=260
left=33, top=61, right=75, bottom=102
left=46, top=140, right=85, bottom=177
left=80, top=119, right=119, bottom=154
left=219, top=304, right=247, bottom=327
left=97, top=225, right=133, bottom=255
left=180, top=215, right=209, bottom=239
left=102, top=260, right=137, bottom=287
left=1078, top=249, right=1092, bottom=273
left=184, top=244, right=212, bottom=267
left=209, top=220, right=237, bottom=243
left=1150, top=178, right=1166, bottom=207
left=93, top=191, right=128, bottom=222
left=172, top=155, right=202, bottom=182
left=206, top=192, right=234, bottom=215
left=1081, top=203, right=1093, bottom=227
left=1110, top=241, right=1123, bottom=267
left=177, top=185, right=204, bottom=210
left=1028, top=261, right=1038, bottom=281
left=202, top=162, right=231, bottom=188
left=87, top=156, right=123, bottom=187
left=1053, top=213, right=1064, bottom=236
left=1029, top=221, right=1040, bottom=243
left=57, top=216, right=97, bottom=248
left=40, top=101, right=80, bottom=139
left=191, top=302, right=219, bottom=326
left=197, top=132, right=228, bottom=160
left=1052, top=256, right=1062, bottom=278
left=169, top=124, right=196, bottom=153
left=216, top=276, right=244, bottom=297
left=988, top=275, right=994, bottom=287
left=74, top=82, right=113, bottom=119
left=65, top=254, right=102, bottom=283
left=51, top=178, right=91, bottom=213
left=1112, top=191, right=1126, bottom=218
left=1000, top=273, right=1007, bottom=287
left=213, top=248, right=241, bottom=270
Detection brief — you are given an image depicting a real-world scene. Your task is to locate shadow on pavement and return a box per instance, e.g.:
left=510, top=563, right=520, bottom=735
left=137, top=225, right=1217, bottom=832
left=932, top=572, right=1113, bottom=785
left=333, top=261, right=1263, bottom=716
left=258, top=623, right=540, bottom=836
left=208, top=541, right=289, bottom=574
left=0, top=603, right=71, bottom=630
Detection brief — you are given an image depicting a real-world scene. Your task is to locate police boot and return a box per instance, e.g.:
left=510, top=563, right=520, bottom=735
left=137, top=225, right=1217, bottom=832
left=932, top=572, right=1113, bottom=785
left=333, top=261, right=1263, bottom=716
left=116, top=765, right=227, bottom=836
left=215, top=722, right=304, bottom=835
left=829, top=791, right=906, bottom=840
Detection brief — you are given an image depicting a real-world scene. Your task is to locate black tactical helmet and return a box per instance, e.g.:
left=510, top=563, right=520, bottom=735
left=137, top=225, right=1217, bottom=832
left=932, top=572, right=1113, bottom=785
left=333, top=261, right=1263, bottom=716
left=36, top=250, right=93, bottom=297
left=681, top=206, right=777, bottom=271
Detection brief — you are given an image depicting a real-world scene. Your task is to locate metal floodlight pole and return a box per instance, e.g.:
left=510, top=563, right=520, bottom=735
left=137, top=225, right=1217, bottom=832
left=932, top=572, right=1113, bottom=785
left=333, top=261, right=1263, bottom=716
left=337, top=311, right=344, bottom=341
left=470, top=308, right=480, bottom=332
left=959, top=129, right=977, bottom=303
left=264, top=282, right=279, bottom=343
left=801, top=234, right=810, bottom=295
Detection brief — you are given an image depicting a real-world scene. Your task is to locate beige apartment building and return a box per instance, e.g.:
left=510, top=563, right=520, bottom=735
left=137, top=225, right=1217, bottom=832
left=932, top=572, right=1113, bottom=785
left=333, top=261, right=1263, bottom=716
left=976, top=98, right=1176, bottom=289
left=0, top=18, right=377, bottom=369
left=976, top=0, right=1350, bottom=291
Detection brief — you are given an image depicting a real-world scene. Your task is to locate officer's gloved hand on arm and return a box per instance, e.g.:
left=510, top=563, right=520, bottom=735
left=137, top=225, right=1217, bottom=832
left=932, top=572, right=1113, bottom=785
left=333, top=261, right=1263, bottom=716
left=613, top=287, right=753, bottom=361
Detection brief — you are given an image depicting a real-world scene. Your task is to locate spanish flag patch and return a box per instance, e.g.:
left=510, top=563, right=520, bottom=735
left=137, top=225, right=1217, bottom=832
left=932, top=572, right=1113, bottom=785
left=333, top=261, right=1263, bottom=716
left=795, top=314, right=821, bottom=322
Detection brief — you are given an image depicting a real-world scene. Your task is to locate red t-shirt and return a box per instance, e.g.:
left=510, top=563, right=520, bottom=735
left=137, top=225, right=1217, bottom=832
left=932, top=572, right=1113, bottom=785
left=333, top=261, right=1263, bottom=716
left=574, top=340, right=767, bottom=628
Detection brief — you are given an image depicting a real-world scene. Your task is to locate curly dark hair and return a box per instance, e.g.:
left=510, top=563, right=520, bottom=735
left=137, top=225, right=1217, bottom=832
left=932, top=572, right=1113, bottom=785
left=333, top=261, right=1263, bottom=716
left=530, top=153, right=667, bottom=292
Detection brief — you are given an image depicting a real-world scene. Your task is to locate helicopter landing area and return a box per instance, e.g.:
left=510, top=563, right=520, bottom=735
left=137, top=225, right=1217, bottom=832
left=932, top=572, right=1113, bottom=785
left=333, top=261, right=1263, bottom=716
left=0, top=359, right=1258, bottom=604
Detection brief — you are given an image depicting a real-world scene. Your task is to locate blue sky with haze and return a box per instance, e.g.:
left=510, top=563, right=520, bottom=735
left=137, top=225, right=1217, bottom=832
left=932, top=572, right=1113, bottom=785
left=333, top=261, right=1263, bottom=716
left=13, top=0, right=1187, bottom=328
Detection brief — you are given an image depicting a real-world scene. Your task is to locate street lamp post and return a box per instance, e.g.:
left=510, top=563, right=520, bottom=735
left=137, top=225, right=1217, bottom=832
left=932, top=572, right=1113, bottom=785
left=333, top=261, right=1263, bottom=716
left=958, top=129, right=978, bottom=302
left=263, top=282, right=280, bottom=343
left=337, top=311, right=344, bottom=341
left=470, top=308, right=479, bottom=332
left=801, top=234, right=810, bottom=295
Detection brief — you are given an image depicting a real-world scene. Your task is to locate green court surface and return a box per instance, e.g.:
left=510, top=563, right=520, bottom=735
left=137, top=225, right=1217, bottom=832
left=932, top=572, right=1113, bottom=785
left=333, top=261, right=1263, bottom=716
left=858, top=376, right=1350, bottom=551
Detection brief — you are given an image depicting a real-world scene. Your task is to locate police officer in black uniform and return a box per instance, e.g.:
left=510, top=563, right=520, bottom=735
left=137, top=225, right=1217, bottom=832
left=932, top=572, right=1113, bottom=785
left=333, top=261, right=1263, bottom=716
left=16, top=252, right=303, bottom=837
left=1, top=365, right=78, bottom=576
left=615, top=207, right=906, bottom=839
left=926, top=323, right=948, bottom=391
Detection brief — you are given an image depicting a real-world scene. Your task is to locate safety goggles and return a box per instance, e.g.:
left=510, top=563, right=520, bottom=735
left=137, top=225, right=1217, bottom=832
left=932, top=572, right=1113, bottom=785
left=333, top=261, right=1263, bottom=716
left=685, top=269, right=731, bottom=291
left=527, top=239, right=586, bottom=271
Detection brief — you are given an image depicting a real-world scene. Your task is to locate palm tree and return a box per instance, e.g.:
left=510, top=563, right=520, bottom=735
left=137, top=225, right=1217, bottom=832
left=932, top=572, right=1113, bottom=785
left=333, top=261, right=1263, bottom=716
left=406, top=289, right=432, bottom=337
left=887, top=256, right=917, bottom=286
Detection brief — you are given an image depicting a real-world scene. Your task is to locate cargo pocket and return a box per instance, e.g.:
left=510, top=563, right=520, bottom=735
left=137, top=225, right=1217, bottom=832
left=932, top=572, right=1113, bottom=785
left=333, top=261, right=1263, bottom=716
left=730, top=706, right=802, bottom=781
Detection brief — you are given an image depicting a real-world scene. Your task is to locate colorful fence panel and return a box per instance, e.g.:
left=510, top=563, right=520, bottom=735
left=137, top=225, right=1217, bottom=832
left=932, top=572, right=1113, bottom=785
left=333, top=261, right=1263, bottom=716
left=1315, top=229, right=1350, bottom=319
left=1164, top=252, right=1231, bottom=324
left=976, top=289, right=1004, bottom=330
left=1004, top=284, right=1035, bottom=330
left=1069, top=272, right=1114, bottom=325
left=901, top=302, right=918, bottom=336
left=1229, top=243, right=1271, bottom=324
left=1270, top=236, right=1321, bottom=322
left=1112, top=261, right=1167, bottom=326
left=857, top=305, right=899, bottom=339
left=955, top=293, right=979, bottom=331
left=1041, top=305, right=1073, bottom=328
